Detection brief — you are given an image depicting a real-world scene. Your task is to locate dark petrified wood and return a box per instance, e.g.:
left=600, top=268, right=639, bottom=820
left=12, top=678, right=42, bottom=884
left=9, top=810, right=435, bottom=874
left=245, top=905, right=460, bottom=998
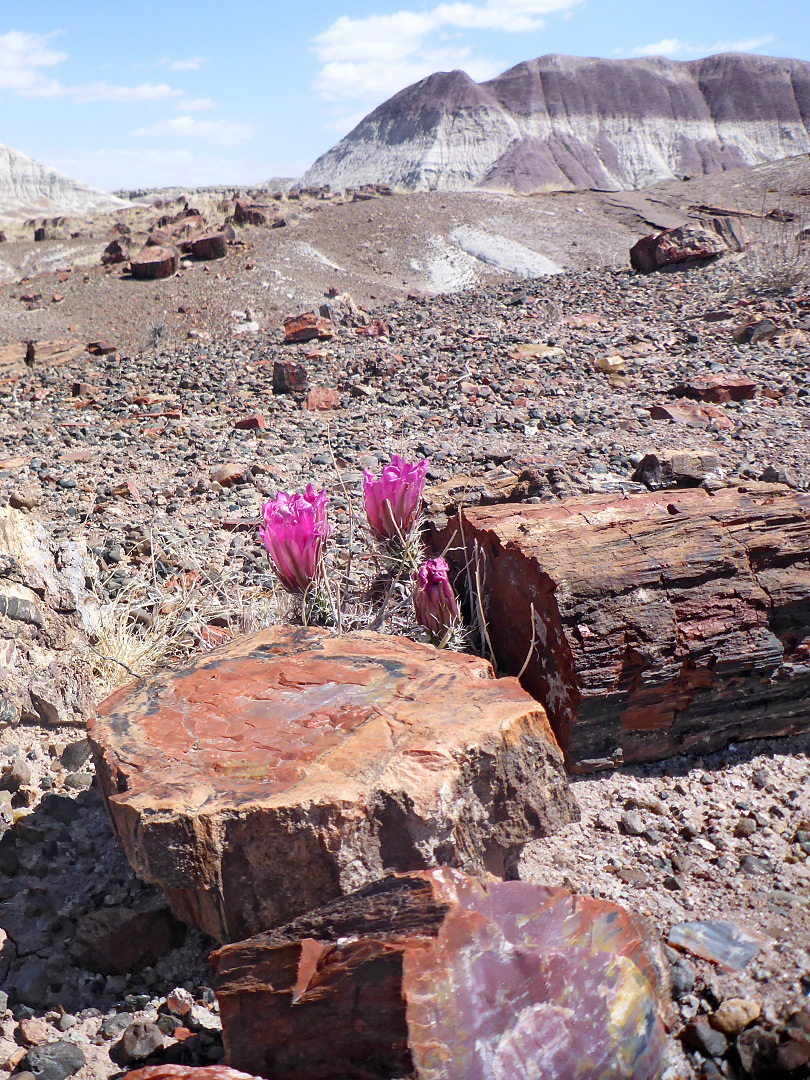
left=211, top=868, right=667, bottom=1080
left=90, top=627, right=576, bottom=942
left=433, top=483, right=810, bottom=771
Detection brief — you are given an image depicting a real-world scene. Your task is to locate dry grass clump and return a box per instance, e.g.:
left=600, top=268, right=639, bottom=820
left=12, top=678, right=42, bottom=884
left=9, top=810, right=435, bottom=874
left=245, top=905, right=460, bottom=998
left=90, top=529, right=284, bottom=697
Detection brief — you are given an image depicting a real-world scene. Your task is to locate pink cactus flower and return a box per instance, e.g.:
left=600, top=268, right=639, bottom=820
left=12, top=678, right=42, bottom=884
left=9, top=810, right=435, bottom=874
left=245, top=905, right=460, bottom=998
left=259, top=484, right=332, bottom=593
left=363, top=454, right=428, bottom=542
left=414, top=557, right=460, bottom=638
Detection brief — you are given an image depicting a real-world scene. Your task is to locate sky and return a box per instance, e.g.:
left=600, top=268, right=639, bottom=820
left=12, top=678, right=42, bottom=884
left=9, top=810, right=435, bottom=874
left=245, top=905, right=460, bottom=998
left=1, top=0, right=808, bottom=192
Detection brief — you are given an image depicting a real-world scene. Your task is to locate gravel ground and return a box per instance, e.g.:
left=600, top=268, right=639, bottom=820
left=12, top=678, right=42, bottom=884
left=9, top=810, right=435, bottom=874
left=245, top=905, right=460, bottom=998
left=0, top=160, right=809, bottom=1079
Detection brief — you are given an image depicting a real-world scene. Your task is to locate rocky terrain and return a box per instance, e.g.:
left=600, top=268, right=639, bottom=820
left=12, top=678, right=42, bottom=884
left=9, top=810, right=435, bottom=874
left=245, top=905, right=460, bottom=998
left=0, top=153, right=808, bottom=1078
left=301, top=52, right=810, bottom=194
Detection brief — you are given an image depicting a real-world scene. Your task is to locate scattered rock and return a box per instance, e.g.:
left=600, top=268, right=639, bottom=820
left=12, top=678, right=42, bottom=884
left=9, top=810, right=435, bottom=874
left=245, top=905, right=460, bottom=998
left=304, top=386, right=341, bottom=411
left=710, top=998, right=761, bottom=1037
left=632, top=449, right=720, bottom=489
left=272, top=359, right=308, bottom=394
left=630, top=225, right=727, bottom=273
left=130, top=247, right=179, bottom=281
left=20, top=1042, right=85, bottom=1080
left=283, top=312, right=335, bottom=343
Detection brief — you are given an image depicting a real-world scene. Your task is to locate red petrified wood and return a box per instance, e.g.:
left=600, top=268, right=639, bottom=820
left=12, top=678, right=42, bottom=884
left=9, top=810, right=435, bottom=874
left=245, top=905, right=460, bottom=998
left=283, top=312, right=335, bottom=343
left=211, top=869, right=668, bottom=1080
left=630, top=224, right=726, bottom=272
left=90, top=627, right=576, bottom=942
left=434, top=484, right=810, bottom=771
left=130, top=247, right=179, bottom=280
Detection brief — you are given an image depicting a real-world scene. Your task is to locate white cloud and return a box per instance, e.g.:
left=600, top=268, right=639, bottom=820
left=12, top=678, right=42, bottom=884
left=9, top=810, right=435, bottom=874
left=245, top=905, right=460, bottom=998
left=631, top=35, right=775, bottom=57
left=177, top=97, right=216, bottom=111
left=313, top=0, right=582, bottom=107
left=131, top=115, right=254, bottom=146
left=167, top=56, right=208, bottom=71
left=0, top=29, right=181, bottom=102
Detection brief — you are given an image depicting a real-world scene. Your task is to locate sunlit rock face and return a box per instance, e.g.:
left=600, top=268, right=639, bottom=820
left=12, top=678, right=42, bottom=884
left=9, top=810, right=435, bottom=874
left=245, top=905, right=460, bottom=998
left=0, top=143, right=127, bottom=218
left=300, top=53, right=810, bottom=193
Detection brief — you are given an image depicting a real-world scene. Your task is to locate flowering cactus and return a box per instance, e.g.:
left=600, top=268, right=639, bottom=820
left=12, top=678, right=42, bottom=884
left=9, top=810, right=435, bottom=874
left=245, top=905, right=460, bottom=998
left=259, top=484, right=332, bottom=593
left=363, top=454, right=428, bottom=542
left=414, top=557, right=460, bottom=640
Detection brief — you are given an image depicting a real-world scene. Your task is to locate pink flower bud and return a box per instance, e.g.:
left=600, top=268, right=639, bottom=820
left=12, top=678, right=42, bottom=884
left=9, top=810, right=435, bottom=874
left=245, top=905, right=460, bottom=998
left=259, top=484, right=332, bottom=593
left=414, top=557, right=460, bottom=638
left=363, top=454, right=428, bottom=542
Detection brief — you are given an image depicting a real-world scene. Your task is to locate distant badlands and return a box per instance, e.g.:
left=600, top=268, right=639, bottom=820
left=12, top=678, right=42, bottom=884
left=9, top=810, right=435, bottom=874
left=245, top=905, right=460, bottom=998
left=301, top=52, right=810, bottom=193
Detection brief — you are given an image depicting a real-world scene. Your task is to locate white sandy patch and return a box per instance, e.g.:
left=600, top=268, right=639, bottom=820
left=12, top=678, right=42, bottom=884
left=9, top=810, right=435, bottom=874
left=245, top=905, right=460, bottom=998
left=287, top=241, right=345, bottom=273
left=451, top=226, right=562, bottom=278
left=424, top=234, right=480, bottom=293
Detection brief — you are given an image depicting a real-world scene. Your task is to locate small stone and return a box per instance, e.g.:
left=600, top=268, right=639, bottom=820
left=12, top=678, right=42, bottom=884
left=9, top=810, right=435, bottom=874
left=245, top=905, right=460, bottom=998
left=670, top=957, right=696, bottom=998
left=210, top=464, right=249, bottom=488
left=116, top=1022, right=164, bottom=1064
left=58, top=740, right=91, bottom=773
left=710, top=998, right=761, bottom=1037
left=21, top=1041, right=85, bottom=1080
left=620, top=809, right=645, bottom=836
left=233, top=414, right=265, bottom=430
left=734, top=816, right=757, bottom=838
left=15, top=1017, right=51, bottom=1046
left=100, top=1013, right=134, bottom=1040
left=304, top=386, right=341, bottom=411
left=273, top=360, right=308, bottom=394
left=63, top=772, right=93, bottom=791
left=56, top=1015, right=77, bottom=1032
left=682, top=1017, right=729, bottom=1057
left=0, top=757, right=31, bottom=792
left=739, top=855, right=769, bottom=875
left=8, top=489, right=38, bottom=511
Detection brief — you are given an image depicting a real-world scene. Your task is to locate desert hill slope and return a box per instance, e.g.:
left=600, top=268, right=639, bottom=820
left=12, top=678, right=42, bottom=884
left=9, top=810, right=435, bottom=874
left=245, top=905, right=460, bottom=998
left=0, top=142, right=128, bottom=222
left=300, top=52, right=810, bottom=193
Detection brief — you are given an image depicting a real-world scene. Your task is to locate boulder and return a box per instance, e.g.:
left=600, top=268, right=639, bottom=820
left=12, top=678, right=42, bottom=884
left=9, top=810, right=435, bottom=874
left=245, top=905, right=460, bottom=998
left=283, top=312, right=335, bottom=343
left=130, top=247, right=178, bottom=280
left=632, top=449, right=720, bottom=489
left=0, top=507, right=96, bottom=725
left=432, top=484, right=810, bottom=770
left=630, top=225, right=727, bottom=272
left=190, top=232, right=227, bottom=261
left=90, top=627, right=576, bottom=942
left=212, top=869, right=668, bottom=1080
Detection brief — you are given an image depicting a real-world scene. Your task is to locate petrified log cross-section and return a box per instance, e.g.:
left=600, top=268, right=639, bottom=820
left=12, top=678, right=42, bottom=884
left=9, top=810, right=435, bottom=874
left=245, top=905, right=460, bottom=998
left=90, top=627, right=576, bottom=942
left=434, top=483, right=810, bottom=771
left=211, top=869, right=668, bottom=1080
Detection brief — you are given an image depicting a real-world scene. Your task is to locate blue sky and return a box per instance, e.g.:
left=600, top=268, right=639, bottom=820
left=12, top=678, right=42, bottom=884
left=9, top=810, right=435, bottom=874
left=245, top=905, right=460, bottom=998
left=1, top=0, right=807, bottom=192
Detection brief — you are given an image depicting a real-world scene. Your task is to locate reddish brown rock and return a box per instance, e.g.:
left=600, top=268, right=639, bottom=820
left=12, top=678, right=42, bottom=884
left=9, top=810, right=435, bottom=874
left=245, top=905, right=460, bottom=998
left=87, top=340, right=117, bottom=356
left=272, top=359, right=308, bottom=394
left=233, top=414, right=265, bottom=430
left=210, top=464, right=250, bottom=488
left=630, top=225, right=726, bottom=273
left=130, top=247, right=179, bottom=281
left=675, top=374, right=757, bottom=403
left=433, top=484, right=810, bottom=770
left=212, top=869, right=667, bottom=1080
left=649, top=399, right=735, bottom=430
left=124, top=1067, right=264, bottom=1079
left=90, top=627, right=576, bottom=942
left=233, top=200, right=271, bottom=226
left=102, top=237, right=133, bottom=265
left=304, top=386, right=341, bottom=411
left=72, top=899, right=185, bottom=974
left=190, top=231, right=227, bottom=261
left=283, top=312, right=335, bottom=343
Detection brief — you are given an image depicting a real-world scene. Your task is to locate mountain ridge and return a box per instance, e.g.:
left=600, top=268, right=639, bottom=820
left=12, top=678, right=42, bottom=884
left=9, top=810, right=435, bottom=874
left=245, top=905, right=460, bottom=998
left=0, top=143, right=128, bottom=221
left=300, top=52, right=810, bottom=193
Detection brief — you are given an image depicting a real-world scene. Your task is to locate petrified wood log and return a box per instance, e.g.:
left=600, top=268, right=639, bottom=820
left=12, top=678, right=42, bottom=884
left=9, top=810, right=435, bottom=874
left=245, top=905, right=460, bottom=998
left=211, top=869, right=668, bottom=1080
left=130, top=246, right=179, bottom=280
left=90, top=627, right=576, bottom=942
left=433, top=484, right=810, bottom=771
left=190, top=231, right=227, bottom=260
